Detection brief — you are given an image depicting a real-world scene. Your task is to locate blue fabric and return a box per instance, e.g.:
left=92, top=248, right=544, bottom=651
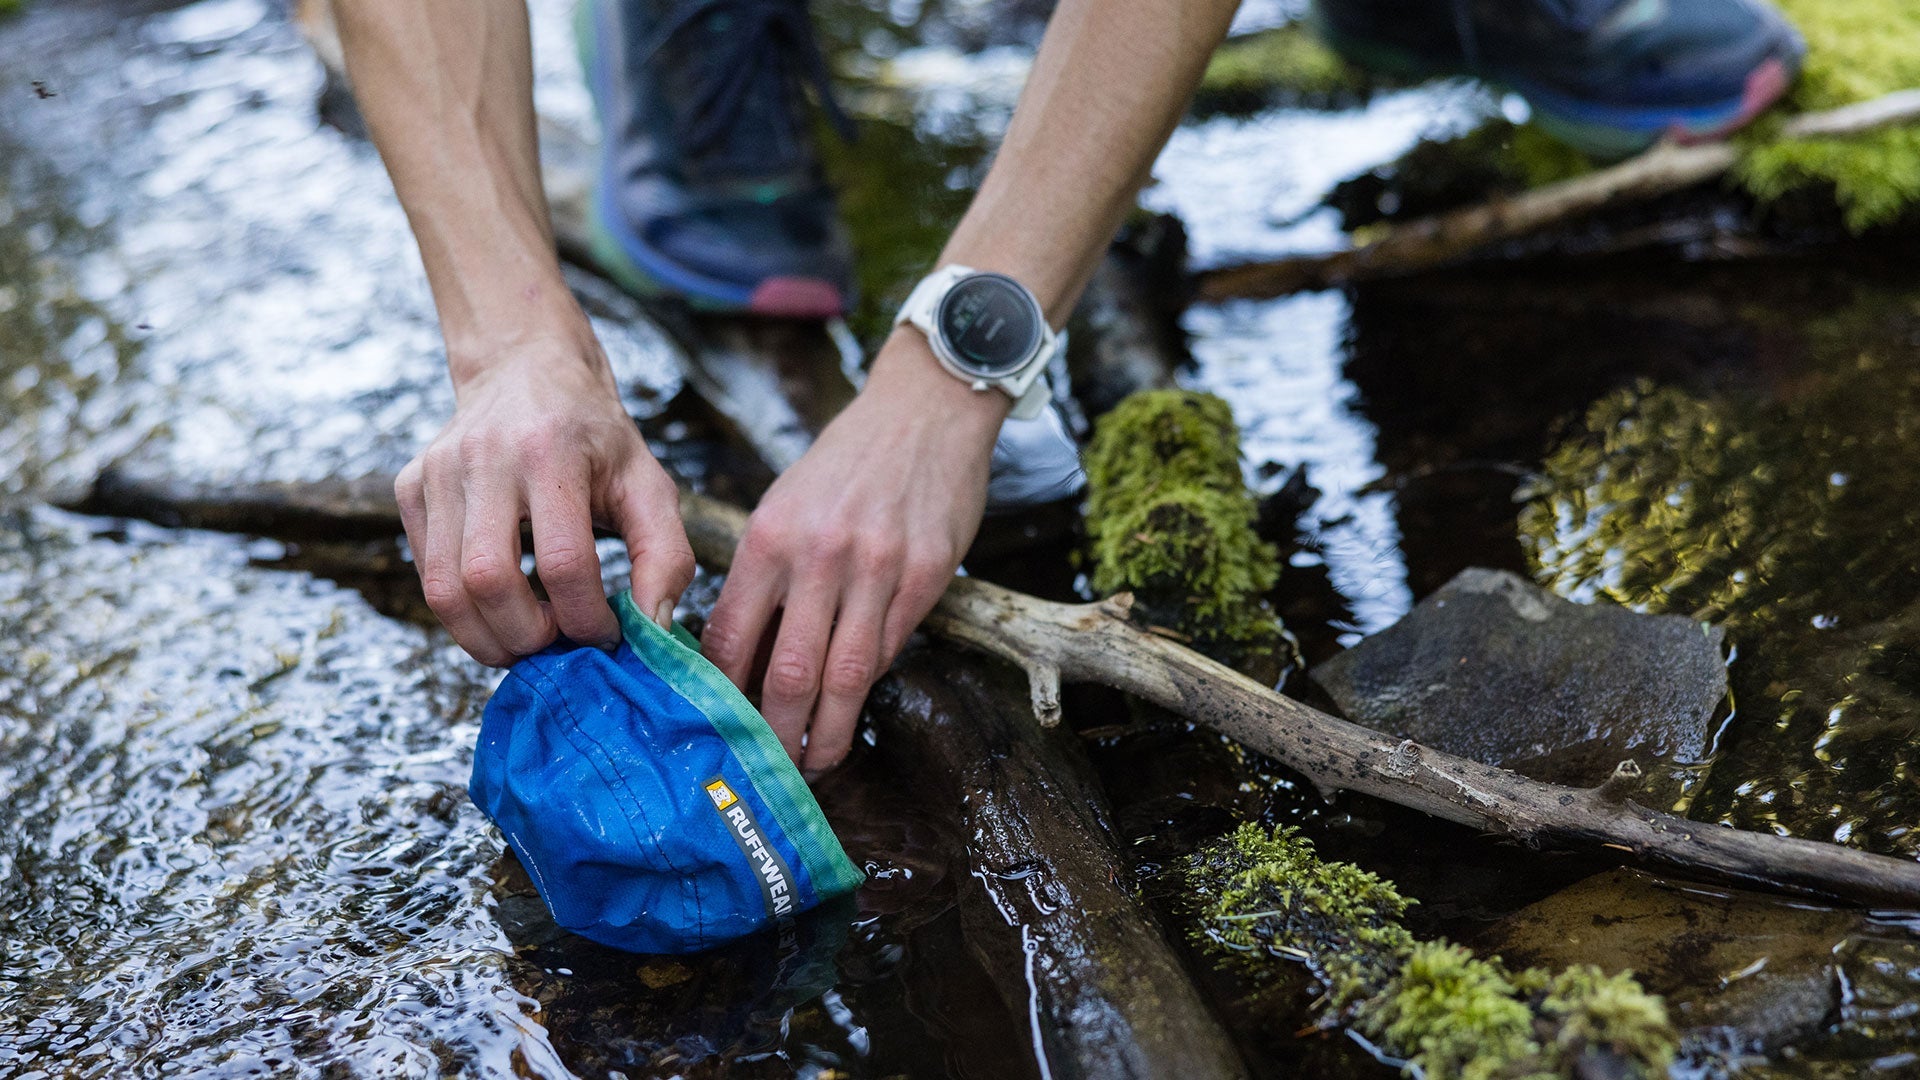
left=469, top=595, right=864, bottom=954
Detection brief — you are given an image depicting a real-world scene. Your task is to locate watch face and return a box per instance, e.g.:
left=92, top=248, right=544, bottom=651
left=935, top=273, right=1042, bottom=378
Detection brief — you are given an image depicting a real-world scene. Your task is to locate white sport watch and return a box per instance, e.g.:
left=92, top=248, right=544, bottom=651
left=893, top=265, right=1058, bottom=420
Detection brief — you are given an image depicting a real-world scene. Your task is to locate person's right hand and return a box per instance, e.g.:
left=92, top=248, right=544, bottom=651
left=395, top=332, right=695, bottom=667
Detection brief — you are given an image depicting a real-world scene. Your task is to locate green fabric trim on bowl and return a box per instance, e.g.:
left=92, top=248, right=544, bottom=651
left=613, top=592, right=865, bottom=898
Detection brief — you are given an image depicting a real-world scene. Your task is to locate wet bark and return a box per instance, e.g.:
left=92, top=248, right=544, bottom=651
left=1195, top=90, right=1920, bottom=302
left=872, top=655, right=1248, bottom=1080
left=65, top=470, right=404, bottom=540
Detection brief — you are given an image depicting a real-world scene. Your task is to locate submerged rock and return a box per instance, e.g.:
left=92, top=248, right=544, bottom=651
left=1479, top=868, right=1920, bottom=1067
left=1312, top=567, right=1725, bottom=803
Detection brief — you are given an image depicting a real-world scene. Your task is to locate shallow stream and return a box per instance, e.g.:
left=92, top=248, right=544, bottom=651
left=3, top=0, right=1919, bottom=1077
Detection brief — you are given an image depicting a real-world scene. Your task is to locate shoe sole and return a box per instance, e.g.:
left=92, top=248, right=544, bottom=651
left=1310, top=12, right=1799, bottom=159
left=576, top=0, right=847, bottom=319
left=587, top=189, right=847, bottom=318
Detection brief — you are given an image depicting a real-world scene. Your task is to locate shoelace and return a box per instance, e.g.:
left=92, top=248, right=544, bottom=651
left=636, top=0, right=857, bottom=163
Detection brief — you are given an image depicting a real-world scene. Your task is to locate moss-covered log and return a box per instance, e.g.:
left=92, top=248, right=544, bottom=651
left=1084, top=390, right=1284, bottom=675
left=1187, top=825, right=1675, bottom=1080
left=1738, top=0, right=1920, bottom=232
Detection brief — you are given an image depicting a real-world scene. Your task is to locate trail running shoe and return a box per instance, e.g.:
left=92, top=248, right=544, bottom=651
left=1308, top=0, right=1805, bottom=159
left=577, top=0, right=855, bottom=316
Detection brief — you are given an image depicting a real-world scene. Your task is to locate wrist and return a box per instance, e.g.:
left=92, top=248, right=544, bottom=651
left=444, top=300, right=601, bottom=392
left=865, top=328, right=1011, bottom=438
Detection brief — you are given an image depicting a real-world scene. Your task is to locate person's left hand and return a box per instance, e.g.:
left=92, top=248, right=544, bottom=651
left=701, top=330, right=1007, bottom=779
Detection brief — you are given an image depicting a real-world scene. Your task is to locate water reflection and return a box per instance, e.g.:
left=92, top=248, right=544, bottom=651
left=1522, top=289, right=1920, bottom=857
left=1184, top=293, right=1414, bottom=641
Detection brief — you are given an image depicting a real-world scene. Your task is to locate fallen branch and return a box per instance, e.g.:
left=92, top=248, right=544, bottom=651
left=58, top=471, right=1920, bottom=907
left=1194, top=89, right=1920, bottom=302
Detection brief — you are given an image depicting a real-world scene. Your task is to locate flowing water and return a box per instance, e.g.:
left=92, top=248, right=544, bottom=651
left=4, top=0, right=1919, bottom=1076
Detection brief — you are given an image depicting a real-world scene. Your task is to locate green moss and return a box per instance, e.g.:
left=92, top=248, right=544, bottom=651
left=1194, top=24, right=1378, bottom=116
left=1083, top=391, right=1283, bottom=667
left=1508, top=124, right=1595, bottom=190
left=1538, top=965, right=1679, bottom=1072
left=1357, top=942, right=1543, bottom=1080
left=1186, top=826, right=1676, bottom=1080
left=1186, top=823, right=1414, bottom=1008
left=1735, top=0, right=1920, bottom=230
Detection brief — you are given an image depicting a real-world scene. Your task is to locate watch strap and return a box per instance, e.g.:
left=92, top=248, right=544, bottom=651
left=894, top=264, right=973, bottom=333
left=1008, top=365, right=1052, bottom=420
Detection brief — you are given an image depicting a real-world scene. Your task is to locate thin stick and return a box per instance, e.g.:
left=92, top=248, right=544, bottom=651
left=1194, top=89, right=1920, bottom=303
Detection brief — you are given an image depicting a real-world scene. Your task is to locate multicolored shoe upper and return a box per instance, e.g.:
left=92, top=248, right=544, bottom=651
left=1310, top=0, right=1805, bottom=158
left=577, top=0, right=855, bottom=315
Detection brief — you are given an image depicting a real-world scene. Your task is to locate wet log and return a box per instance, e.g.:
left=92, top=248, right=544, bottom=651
left=63, top=471, right=404, bottom=541
left=871, top=654, right=1248, bottom=1080
left=1195, top=89, right=1920, bottom=302
left=58, top=472, right=1920, bottom=908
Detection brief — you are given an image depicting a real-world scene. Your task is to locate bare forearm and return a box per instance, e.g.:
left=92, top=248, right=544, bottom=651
left=938, top=0, right=1240, bottom=324
left=336, top=0, right=689, bottom=665
left=862, top=0, right=1236, bottom=424
left=332, top=0, right=590, bottom=385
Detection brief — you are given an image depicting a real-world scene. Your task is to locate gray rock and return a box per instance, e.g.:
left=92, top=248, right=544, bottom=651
left=1312, top=568, right=1725, bottom=799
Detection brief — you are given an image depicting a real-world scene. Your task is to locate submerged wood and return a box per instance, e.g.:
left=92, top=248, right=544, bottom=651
left=1066, top=215, right=1192, bottom=421
left=1194, top=89, right=1920, bottom=302
left=873, top=655, right=1248, bottom=1080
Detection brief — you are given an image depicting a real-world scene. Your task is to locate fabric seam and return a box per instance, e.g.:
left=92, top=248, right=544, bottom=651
left=522, top=663, right=706, bottom=948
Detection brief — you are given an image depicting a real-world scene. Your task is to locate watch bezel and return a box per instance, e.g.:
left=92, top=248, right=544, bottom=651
left=931, top=271, right=1046, bottom=380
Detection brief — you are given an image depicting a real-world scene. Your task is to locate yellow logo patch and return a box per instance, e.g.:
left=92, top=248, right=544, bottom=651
left=705, top=779, right=738, bottom=810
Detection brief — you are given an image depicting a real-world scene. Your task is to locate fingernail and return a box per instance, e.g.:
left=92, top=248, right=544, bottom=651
left=654, top=600, right=674, bottom=630
left=802, top=768, right=824, bottom=784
